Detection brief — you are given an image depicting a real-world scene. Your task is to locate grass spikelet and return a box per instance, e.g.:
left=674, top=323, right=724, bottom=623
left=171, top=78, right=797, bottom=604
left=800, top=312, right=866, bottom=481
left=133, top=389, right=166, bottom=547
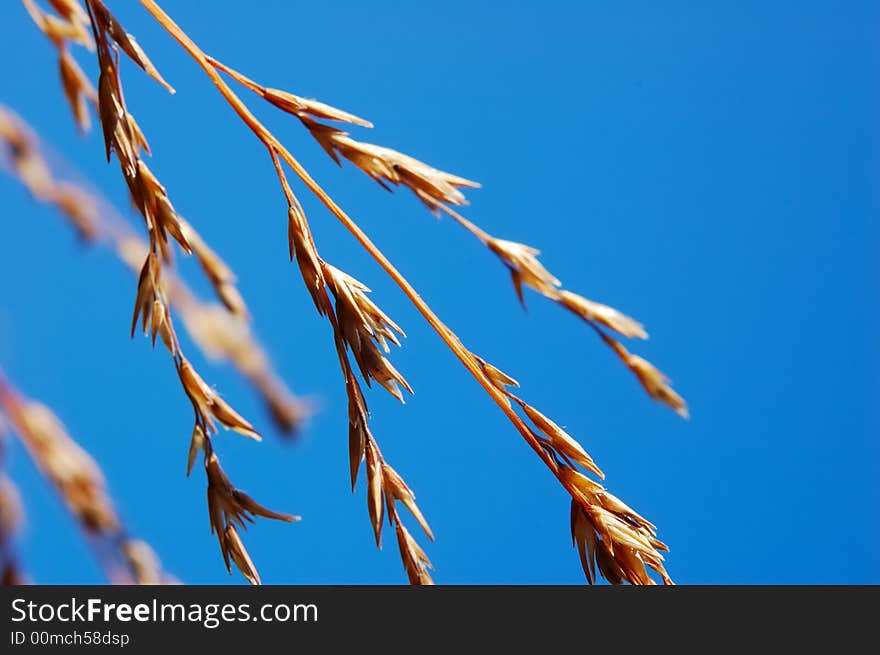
left=203, top=445, right=298, bottom=584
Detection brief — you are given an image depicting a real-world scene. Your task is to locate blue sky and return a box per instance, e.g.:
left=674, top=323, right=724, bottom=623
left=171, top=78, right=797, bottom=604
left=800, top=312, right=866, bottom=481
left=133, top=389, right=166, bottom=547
left=0, top=1, right=876, bottom=584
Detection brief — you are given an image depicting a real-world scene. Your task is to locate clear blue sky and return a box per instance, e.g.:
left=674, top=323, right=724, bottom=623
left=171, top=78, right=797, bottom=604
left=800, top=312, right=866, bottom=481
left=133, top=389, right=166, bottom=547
left=0, top=1, right=876, bottom=584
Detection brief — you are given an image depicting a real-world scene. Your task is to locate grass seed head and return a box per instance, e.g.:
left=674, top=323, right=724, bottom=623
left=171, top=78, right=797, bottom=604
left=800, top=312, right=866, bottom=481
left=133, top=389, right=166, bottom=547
left=486, top=238, right=561, bottom=305
left=365, top=438, right=385, bottom=547
left=395, top=523, right=434, bottom=585
left=325, top=264, right=412, bottom=401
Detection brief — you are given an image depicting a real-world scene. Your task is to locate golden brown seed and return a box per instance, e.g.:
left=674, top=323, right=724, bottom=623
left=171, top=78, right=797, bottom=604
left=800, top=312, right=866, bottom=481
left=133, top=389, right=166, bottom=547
left=223, top=524, right=261, bottom=585
left=365, top=439, right=384, bottom=547
left=557, top=290, right=647, bottom=340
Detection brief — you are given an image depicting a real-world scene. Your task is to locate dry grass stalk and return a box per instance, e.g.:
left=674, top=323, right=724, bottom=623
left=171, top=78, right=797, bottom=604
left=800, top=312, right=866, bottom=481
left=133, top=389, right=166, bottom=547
left=126, top=0, right=677, bottom=584
left=0, top=104, right=309, bottom=436
left=209, top=59, right=687, bottom=419
left=0, top=372, right=170, bottom=584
